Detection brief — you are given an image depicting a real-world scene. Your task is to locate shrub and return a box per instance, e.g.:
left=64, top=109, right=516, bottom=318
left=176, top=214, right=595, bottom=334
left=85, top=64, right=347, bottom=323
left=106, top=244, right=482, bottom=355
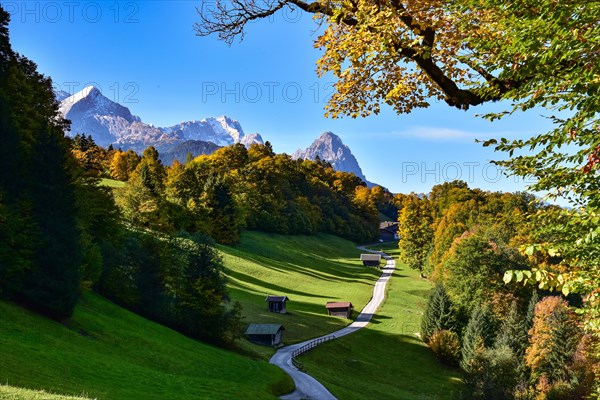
left=525, top=297, right=581, bottom=382
left=525, top=296, right=594, bottom=400
left=464, top=345, right=520, bottom=400
left=428, top=329, right=461, bottom=366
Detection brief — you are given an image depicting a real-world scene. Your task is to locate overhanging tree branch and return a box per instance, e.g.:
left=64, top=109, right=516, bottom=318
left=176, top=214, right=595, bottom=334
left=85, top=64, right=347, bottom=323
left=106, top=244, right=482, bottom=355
left=195, top=0, right=522, bottom=109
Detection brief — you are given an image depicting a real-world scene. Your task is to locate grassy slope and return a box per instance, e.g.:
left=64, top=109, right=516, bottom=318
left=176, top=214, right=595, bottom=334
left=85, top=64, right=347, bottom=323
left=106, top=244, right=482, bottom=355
left=0, top=385, right=92, bottom=400
left=218, top=232, right=380, bottom=357
left=0, top=293, right=292, bottom=400
left=298, top=242, right=464, bottom=400
left=98, top=178, right=125, bottom=188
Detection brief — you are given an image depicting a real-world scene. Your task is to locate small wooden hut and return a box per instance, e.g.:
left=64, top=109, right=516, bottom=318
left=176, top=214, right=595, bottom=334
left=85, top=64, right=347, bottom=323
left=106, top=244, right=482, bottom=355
left=360, top=253, right=382, bottom=267
left=265, top=295, right=289, bottom=313
left=380, top=221, right=399, bottom=242
left=325, top=302, right=354, bottom=318
left=245, top=324, right=285, bottom=346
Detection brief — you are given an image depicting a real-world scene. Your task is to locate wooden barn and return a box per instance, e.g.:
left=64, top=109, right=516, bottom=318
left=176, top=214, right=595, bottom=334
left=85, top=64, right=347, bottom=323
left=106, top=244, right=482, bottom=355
left=245, top=324, right=285, bottom=346
left=380, top=221, right=399, bottom=242
left=360, top=253, right=382, bottom=267
left=326, top=302, right=354, bottom=318
left=265, top=295, right=289, bottom=314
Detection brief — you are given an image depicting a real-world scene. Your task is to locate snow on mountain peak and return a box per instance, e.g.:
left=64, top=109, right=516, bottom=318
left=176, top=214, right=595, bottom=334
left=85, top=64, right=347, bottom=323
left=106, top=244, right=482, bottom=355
left=80, top=85, right=100, bottom=97
left=59, top=86, right=141, bottom=146
left=239, top=133, right=264, bottom=147
left=56, top=79, right=264, bottom=155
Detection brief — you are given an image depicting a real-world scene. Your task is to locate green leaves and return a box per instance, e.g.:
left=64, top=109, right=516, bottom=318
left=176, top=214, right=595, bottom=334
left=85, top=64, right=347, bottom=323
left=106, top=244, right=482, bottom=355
left=503, top=270, right=513, bottom=284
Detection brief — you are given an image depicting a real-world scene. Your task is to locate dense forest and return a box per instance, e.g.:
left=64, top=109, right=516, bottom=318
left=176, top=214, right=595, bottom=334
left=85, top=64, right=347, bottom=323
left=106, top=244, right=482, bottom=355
left=398, top=181, right=598, bottom=399
left=77, top=136, right=380, bottom=244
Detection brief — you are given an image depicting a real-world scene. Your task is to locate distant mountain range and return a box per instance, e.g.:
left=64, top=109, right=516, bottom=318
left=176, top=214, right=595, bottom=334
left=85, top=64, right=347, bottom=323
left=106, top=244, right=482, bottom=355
left=56, top=86, right=374, bottom=186
left=57, top=86, right=263, bottom=156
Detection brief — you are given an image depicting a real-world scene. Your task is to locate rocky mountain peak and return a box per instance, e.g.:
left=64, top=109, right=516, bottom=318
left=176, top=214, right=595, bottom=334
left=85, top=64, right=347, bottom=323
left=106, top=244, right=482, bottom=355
left=56, top=84, right=262, bottom=151
left=292, top=132, right=373, bottom=187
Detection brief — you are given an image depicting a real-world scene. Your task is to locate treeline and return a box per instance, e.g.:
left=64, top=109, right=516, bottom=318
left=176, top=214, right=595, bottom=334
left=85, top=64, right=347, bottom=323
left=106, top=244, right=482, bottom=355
left=74, top=136, right=381, bottom=244
left=69, top=132, right=382, bottom=244
left=398, top=181, right=597, bottom=399
left=0, top=7, right=239, bottom=345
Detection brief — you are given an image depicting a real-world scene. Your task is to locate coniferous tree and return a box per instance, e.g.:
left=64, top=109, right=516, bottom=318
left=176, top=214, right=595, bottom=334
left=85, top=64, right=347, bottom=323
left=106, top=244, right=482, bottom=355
left=421, top=283, right=456, bottom=343
left=185, top=151, right=193, bottom=165
left=495, top=301, right=528, bottom=359
left=0, top=6, right=81, bottom=318
left=525, top=289, right=539, bottom=330
left=525, top=296, right=582, bottom=384
left=116, top=146, right=169, bottom=229
left=465, top=345, right=520, bottom=400
left=19, top=123, right=81, bottom=318
left=461, top=305, right=496, bottom=372
left=200, top=176, right=240, bottom=244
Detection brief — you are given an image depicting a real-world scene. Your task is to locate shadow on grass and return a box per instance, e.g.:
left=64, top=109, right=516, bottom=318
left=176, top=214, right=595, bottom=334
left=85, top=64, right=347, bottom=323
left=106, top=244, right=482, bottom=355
left=230, top=286, right=387, bottom=344
left=221, top=233, right=381, bottom=283
left=224, top=247, right=379, bottom=285
left=299, top=327, right=465, bottom=400
left=226, top=269, right=328, bottom=299
left=406, top=289, right=433, bottom=298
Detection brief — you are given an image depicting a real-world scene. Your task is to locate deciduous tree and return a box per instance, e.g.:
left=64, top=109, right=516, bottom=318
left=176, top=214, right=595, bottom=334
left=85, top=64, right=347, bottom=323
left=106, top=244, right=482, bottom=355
left=397, top=194, right=433, bottom=277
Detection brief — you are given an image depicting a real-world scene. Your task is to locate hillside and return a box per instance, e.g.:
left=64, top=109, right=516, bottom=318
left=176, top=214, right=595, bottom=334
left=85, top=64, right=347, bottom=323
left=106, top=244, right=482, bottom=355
left=297, top=242, right=464, bottom=399
left=0, top=386, right=91, bottom=400
left=0, top=293, right=292, bottom=400
left=0, top=231, right=463, bottom=400
left=218, top=232, right=381, bottom=357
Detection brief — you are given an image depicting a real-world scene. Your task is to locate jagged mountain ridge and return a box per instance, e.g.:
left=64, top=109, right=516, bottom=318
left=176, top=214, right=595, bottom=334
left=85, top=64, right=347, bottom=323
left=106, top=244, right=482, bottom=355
left=56, top=86, right=373, bottom=185
left=57, top=86, right=263, bottom=151
left=292, top=132, right=375, bottom=187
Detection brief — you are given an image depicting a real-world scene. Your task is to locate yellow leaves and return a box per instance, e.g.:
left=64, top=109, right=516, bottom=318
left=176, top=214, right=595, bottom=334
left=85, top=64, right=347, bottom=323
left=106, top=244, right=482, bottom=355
left=313, top=0, right=486, bottom=117
left=504, top=266, right=574, bottom=296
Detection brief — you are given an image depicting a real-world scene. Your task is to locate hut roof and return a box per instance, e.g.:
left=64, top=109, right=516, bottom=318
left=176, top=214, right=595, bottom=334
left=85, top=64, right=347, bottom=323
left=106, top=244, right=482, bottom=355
left=380, top=221, right=398, bottom=229
left=265, top=295, right=289, bottom=302
left=360, top=254, right=381, bottom=261
left=325, top=302, right=353, bottom=309
left=245, top=324, right=285, bottom=335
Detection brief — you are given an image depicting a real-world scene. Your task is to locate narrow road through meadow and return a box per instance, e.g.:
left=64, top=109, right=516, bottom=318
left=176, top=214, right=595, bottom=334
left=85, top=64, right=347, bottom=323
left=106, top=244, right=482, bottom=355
left=270, top=246, right=396, bottom=400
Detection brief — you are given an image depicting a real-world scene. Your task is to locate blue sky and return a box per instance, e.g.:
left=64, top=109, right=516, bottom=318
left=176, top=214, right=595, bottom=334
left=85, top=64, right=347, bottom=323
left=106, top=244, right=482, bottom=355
left=3, top=0, right=554, bottom=195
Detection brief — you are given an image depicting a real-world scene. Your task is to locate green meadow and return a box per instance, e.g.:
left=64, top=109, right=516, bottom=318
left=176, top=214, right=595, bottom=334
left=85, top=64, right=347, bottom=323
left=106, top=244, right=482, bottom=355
left=98, top=178, right=125, bottom=188
left=218, top=231, right=380, bottom=357
left=297, top=242, right=464, bottom=399
left=0, top=292, right=292, bottom=400
left=1, top=236, right=462, bottom=400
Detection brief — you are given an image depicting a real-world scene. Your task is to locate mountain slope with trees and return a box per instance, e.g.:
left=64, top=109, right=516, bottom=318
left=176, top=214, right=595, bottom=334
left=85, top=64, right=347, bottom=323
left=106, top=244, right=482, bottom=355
left=397, top=181, right=597, bottom=398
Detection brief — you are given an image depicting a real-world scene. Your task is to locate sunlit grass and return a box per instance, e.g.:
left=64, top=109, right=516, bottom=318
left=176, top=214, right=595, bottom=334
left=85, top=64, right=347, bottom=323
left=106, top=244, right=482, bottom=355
left=0, top=292, right=292, bottom=400
left=98, top=178, right=125, bottom=188
left=0, top=385, right=94, bottom=400
left=218, top=231, right=380, bottom=358
left=297, top=241, right=464, bottom=399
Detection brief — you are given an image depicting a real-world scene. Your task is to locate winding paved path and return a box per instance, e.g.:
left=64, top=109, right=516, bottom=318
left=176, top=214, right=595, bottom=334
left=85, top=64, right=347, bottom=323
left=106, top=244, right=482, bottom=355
left=269, top=246, right=396, bottom=400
